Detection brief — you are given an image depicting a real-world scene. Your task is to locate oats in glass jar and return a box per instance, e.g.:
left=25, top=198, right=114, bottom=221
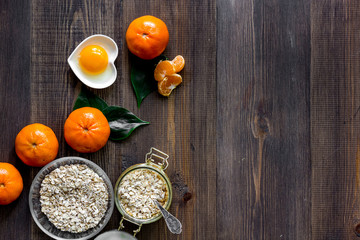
left=118, top=169, right=168, bottom=219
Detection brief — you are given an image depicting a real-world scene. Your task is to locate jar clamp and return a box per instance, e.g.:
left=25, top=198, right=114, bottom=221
left=114, top=148, right=173, bottom=236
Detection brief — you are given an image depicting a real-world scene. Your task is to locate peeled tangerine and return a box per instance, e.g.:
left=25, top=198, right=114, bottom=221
left=154, top=55, right=185, bottom=96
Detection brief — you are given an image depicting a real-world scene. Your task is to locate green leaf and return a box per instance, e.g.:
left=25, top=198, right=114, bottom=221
left=73, top=87, right=149, bottom=141
left=102, top=106, right=149, bottom=141
left=130, top=54, right=167, bottom=108
left=73, top=87, right=108, bottom=111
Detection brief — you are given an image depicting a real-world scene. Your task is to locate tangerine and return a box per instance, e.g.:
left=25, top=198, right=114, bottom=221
left=15, top=123, right=59, bottom=167
left=154, top=60, right=175, bottom=81
left=126, top=15, right=169, bottom=60
left=158, top=74, right=183, bottom=97
left=171, top=55, right=185, bottom=72
left=154, top=55, right=185, bottom=96
left=0, top=162, right=23, bottom=205
left=64, top=107, right=110, bottom=153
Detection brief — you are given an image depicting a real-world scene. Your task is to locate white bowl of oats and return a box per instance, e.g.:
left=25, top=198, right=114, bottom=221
left=29, top=157, right=114, bottom=240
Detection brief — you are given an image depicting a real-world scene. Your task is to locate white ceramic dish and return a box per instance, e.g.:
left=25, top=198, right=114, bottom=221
left=29, top=157, right=114, bottom=240
left=68, top=34, right=118, bottom=89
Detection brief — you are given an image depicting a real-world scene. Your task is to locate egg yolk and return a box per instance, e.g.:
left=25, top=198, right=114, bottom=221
left=79, top=45, right=108, bottom=74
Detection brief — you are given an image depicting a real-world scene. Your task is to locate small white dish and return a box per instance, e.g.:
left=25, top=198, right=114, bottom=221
left=68, top=34, right=118, bottom=89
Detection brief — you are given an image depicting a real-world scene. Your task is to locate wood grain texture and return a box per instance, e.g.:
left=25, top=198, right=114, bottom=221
left=3, top=0, right=360, bottom=239
left=0, top=0, right=31, bottom=239
left=30, top=1, right=119, bottom=239
left=0, top=0, right=216, bottom=239
left=311, top=1, right=360, bottom=239
left=217, top=0, right=311, bottom=239
left=118, top=1, right=216, bottom=239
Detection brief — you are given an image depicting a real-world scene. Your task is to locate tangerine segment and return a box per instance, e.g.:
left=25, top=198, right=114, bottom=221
left=154, top=60, right=175, bottom=81
left=171, top=55, right=185, bottom=72
left=64, top=107, right=110, bottom=153
left=0, top=163, right=23, bottom=205
left=126, top=15, right=169, bottom=60
left=79, top=45, right=108, bottom=74
left=15, top=123, right=59, bottom=167
left=158, top=74, right=183, bottom=96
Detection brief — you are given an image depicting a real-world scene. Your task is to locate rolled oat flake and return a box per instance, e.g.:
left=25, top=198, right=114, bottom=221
left=40, top=164, right=109, bottom=233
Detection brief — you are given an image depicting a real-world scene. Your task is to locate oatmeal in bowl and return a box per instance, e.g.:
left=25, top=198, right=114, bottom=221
left=29, top=157, right=114, bottom=240
left=40, top=164, right=109, bottom=233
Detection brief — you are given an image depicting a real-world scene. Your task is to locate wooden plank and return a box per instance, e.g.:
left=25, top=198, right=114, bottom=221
left=118, top=1, right=217, bottom=239
left=5, top=0, right=360, bottom=239
left=28, top=0, right=216, bottom=239
left=217, top=0, right=311, bottom=239
left=30, top=0, right=118, bottom=239
left=0, top=0, right=31, bottom=239
left=311, top=1, right=360, bottom=239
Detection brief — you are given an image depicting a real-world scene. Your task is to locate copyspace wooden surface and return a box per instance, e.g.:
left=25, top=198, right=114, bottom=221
left=311, top=1, right=360, bottom=239
left=0, top=0, right=31, bottom=239
left=2, top=0, right=360, bottom=240
left=217, top=0, right=311, bottom=239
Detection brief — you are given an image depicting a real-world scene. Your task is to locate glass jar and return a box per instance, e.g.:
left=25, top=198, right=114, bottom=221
left=113, top=148, right=173, bottom=236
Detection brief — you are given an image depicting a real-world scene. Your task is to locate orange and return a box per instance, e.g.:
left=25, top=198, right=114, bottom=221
left=15, top=123, right=59, bottom=167
left=154, top=55, right=185, bottom=96
left=126, top=15, right=169, bottom=60
left=158, top=74, right=183, bottom=97
left=171, top=55, right=185, bottom=72
left=64, top=107, right=110, bottom=153
left=0, top=162, right=23, bottom=205
left=154, top=60, right=175, bottom=81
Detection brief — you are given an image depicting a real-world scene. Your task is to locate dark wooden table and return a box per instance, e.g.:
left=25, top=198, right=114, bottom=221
left=1, top=0, right=360, bottom=239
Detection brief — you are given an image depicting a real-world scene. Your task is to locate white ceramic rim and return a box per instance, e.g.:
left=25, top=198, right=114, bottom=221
left=67, top=34, right=118, bottom=89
